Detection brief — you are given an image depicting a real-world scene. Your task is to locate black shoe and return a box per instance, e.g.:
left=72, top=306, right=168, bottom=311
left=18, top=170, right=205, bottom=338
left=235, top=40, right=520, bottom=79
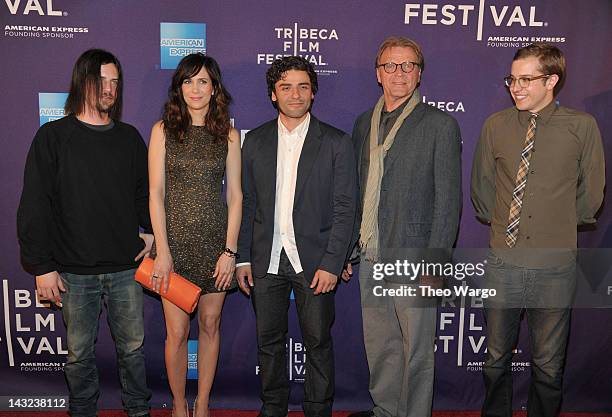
left=347, top=411, right=375, bottom=417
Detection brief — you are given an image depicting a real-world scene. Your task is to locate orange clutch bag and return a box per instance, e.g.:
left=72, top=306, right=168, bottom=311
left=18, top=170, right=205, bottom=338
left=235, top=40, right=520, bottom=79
left=135, top=257, right=202, bottom=313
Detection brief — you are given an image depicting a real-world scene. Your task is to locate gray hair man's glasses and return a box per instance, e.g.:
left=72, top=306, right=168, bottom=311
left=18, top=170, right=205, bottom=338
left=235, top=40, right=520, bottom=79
left=504, top=74, right=550, bottom=88
left=377, top=61, right=420, bottom=74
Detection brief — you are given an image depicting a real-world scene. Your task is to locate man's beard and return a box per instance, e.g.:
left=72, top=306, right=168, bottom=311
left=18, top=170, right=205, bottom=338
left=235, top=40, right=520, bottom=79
left=96, top=94, right=114, bottom=114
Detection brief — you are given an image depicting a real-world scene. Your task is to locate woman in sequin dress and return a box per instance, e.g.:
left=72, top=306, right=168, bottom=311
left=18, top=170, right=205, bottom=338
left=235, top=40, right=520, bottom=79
left=148, top=54, right=241, bottom=417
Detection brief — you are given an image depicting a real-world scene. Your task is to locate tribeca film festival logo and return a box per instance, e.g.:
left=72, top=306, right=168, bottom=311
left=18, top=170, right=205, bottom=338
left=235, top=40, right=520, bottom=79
left=3, top=0, right=91, bottom=40
left=1, top=280, right=67, bottom=372
left=256, top=23, right=340, bottom=76
left=254, top=338, right=306, bottom=382
left=38, top=92, right=67, bottom=126
left=404, top=1, right=566, bottom=48
left=4, top=0, right=64, bottom=16
left=160, top=22, right=206, bottom=70
left=432, top=284, right=530, bottom=374
left=422, top=95, right=465, bottom=113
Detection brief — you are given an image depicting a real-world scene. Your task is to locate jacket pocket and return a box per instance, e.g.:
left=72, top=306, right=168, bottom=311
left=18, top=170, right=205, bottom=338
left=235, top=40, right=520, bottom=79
left=403, top=222, right=431, bottom=237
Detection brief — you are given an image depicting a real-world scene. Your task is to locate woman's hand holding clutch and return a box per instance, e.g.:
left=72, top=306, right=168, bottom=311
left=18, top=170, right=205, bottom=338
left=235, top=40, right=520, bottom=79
left=152, top=252, right=174, bottom=294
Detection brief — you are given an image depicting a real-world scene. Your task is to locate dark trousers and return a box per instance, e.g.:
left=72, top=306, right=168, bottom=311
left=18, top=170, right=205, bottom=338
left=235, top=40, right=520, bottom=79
left=482, top=252, right=575, bottom=417
left=252, top=251, right=335, bottom=417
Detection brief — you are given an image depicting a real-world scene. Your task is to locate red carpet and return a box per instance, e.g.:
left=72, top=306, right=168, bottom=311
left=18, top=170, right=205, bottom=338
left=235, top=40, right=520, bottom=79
left=1, top=411, right=611, bottom=417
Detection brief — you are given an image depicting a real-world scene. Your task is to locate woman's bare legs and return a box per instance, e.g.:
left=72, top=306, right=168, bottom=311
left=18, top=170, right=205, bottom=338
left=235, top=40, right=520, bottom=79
left=194, top=292, right=226, bottom=417
left=162, top=298, right=190, bottom=417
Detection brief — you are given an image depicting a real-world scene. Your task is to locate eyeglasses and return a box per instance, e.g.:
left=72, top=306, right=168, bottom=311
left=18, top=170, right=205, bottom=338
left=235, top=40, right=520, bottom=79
left=503, top=74, right=550, bottom=88
left=377, top=61, right=420, bottom=74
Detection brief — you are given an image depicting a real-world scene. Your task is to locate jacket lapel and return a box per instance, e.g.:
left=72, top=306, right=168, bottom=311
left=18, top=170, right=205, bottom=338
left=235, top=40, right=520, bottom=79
left=295, top=115, right=322, bottom=205
left=383, top=103, right=426, bottom=175
left=356, top=110, right=372, bottom=179
left=259, top=121, right=279, bottom=211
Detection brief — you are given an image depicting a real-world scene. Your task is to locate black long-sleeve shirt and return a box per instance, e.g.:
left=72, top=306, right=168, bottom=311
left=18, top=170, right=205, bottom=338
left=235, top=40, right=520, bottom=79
left=17, top=115, right=153, bottom=275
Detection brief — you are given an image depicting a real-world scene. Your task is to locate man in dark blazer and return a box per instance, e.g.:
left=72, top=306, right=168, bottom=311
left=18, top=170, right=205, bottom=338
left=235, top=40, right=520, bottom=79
left=347, top=37, right=462, bottom=417
left=236, top=56, right=357, bottom=417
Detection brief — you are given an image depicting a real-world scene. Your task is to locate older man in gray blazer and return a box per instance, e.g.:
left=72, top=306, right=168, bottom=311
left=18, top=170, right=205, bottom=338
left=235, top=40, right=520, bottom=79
left=347, top=37, right=462, bottom=417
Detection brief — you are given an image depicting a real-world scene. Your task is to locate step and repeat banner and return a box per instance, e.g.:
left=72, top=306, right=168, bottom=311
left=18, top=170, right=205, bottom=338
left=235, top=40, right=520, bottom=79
left=1, top=0, right=611, bottom=413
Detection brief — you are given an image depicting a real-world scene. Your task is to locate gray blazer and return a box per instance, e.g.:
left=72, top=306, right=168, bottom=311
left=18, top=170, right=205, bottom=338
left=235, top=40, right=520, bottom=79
left=352, top=102, right=462, bottom=272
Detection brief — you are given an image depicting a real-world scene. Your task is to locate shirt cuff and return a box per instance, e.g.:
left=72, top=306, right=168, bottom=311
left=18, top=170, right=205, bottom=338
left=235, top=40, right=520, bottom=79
left=140, top=226, right=154, bottom=234
left=235, top=262, right=251, bottom=268
left=25, top=260, right=58, bottom=276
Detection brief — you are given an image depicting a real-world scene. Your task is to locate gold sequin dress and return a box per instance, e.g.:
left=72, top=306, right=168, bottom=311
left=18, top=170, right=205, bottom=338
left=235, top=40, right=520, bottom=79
left=152, top=125, right=235, bottom=293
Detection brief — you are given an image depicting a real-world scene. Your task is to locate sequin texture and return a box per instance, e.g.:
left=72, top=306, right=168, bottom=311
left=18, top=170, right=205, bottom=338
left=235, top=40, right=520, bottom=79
left=152, top=125, right=235, bottom=293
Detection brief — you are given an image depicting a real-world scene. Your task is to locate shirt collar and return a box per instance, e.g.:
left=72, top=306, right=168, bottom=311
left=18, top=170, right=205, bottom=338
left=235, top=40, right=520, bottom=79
left=382, top=96, right=411, bottom=118
left=516, top=99, right=557, bottom=126
left=278, top=112, right=311, bottom=139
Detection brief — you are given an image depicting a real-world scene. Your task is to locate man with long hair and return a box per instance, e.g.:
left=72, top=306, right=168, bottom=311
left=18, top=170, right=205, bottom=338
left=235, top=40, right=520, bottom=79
left=17, top=49, right=153, bottom=417
left=236, top=56, right=357, bottom=417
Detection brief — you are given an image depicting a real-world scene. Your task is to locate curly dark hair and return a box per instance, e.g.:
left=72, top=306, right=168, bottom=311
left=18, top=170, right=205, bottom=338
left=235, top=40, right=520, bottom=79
left=266, top=56, right=318, bottom=109
left=162, top=53, right=232, bottom=142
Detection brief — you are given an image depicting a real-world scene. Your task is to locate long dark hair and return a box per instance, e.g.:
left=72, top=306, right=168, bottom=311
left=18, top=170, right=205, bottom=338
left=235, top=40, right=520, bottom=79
left=64, top=49, right=123, bottom=120
left=163, top=54, right=232, bottom=142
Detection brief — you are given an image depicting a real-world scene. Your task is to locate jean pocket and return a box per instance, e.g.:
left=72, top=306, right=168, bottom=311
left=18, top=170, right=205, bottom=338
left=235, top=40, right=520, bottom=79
left=486, top=252, right=505, bottom=268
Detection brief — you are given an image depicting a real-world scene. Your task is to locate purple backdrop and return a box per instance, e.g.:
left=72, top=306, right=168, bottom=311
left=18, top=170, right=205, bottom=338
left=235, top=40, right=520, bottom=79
left=1, top=0, right=611, bottom=412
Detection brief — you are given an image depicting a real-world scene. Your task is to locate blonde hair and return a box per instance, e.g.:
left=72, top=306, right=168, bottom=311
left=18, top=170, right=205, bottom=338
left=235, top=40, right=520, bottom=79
left=514, top=43, right=566, bottom=95
left=376, top=37, right=425, bottom=73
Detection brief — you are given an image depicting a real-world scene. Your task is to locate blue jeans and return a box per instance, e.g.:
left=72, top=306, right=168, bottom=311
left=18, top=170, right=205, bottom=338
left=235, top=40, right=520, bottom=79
left=61, top=269, right=151, bottom=417
left=482, top=252, right=576, bottom=417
